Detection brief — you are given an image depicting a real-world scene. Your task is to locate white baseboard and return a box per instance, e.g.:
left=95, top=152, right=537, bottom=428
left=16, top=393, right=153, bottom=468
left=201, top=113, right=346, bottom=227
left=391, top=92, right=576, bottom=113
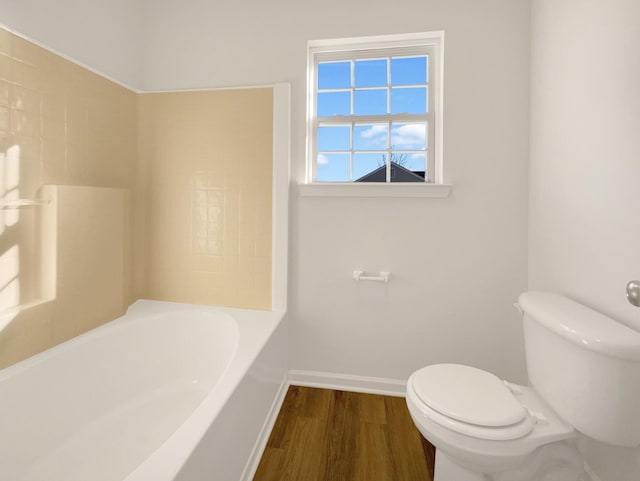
left=288, top=369, right=407, bottom=397
left=239, top=377, right=289, bottom=481
left=239, top=370, right=406, bottom=481
left=240, top=372, right=604, bottom=481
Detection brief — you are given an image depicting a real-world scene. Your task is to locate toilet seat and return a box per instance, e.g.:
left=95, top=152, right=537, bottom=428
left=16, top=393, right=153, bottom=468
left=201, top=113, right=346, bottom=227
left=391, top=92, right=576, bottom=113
left=409, top=364, right=535, bottom=441
left=406, top=380, right=576, bottom=471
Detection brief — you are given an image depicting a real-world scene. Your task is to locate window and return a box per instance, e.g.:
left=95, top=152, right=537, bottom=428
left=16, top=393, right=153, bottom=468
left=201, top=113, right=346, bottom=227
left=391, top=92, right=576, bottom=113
left=306, top=32, right=444, bottom=191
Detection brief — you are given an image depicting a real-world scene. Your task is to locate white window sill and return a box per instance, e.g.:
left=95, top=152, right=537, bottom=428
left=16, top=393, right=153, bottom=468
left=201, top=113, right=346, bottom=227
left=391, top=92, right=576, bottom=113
left=298, top=182, right=452, bottom=198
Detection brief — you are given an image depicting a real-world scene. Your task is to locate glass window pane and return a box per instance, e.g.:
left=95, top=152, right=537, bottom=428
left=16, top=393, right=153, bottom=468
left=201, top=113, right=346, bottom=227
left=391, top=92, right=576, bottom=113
left=391, top=87, right=427, bottom=114
left=317, top=125, right=351, bottom=151
left=390, top=153, right=425, bottom=183
left=354, top=89, right=387, bottom=115
left=391, top=123, right=427, bottom=150
left=403, top=153, right=426, bottom=172
left=391, top=152, right=425, bottom=182
left=354, top=123, right=388, bottom=151
left=354, top=59, right=387, bottom=87
left=391, top=56, right=427, bottom=85
left=317, top=91, right=351, bottom=116
left=317, top=153, right=350, bottom=182
left=318, top=62, right=351, bottom=89
left=353, top=153, right=387, bottom=182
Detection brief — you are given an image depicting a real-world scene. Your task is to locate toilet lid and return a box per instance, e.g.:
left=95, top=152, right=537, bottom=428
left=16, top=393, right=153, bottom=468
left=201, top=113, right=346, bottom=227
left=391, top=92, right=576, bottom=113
left=411, top=364, right=528, bottom=428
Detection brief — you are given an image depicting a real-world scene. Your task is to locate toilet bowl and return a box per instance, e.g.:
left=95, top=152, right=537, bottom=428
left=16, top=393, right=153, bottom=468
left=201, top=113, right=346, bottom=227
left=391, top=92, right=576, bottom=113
left=405, top=292, right=640, bottom=481
left=406, top=364, right=580, bottom=480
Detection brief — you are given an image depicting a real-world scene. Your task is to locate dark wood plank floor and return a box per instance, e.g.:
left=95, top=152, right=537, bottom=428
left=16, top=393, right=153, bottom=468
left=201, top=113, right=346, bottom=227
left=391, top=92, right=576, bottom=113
left=253, top=385, right=435, bottom=481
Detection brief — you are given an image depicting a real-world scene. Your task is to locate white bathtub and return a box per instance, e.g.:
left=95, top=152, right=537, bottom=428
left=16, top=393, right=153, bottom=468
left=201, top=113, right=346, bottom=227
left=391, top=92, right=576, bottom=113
left=0, top=300, right=287, bottom=481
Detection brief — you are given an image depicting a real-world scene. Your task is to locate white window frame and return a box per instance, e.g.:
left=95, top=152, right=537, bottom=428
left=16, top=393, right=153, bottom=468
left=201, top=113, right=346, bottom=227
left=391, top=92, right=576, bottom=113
left=302, top=31, right=449, bottom=198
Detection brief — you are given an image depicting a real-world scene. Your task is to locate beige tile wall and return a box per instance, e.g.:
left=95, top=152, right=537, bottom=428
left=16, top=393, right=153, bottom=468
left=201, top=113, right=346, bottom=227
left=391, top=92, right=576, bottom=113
left=0, top=28, right=274, bottom=370
left=137, top=89, right=273, bottom=310
left=52, top=186, right=127, bottom=344
left=0, top=28, right=137, bottom=369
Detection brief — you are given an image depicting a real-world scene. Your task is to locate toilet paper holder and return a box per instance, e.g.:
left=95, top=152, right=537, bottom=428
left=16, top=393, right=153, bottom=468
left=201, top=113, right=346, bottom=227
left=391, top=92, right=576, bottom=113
left=353, top=270, right=391, bottom=283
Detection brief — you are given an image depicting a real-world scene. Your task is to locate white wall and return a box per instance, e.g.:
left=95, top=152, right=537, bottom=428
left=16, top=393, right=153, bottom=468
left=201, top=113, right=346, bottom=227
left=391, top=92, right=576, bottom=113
left=0, top=0, right=532, bottom=383
left=0, top=0, right=142, bottom=89
left=529, top=0, right=640, bottom=478
left=5, top=1, right=640, bottom=475
left=140, top=0, right=532, bottom=383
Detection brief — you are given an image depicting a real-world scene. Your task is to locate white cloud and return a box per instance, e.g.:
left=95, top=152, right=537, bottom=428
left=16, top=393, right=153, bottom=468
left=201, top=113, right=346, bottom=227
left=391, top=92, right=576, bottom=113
left=355, top=123, right=426, bottom=151
left=391, top=124, right=426, bottom=150
left=357, top=124, right=387, bottom=149
left=317, top=154, right=329, bottom=165
left=360, top=124, right=387, bottom=139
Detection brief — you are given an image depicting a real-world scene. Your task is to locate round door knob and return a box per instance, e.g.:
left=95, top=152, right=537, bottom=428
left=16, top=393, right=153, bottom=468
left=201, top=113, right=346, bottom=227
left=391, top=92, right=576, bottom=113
left=626, top=280, right=640, bottom=307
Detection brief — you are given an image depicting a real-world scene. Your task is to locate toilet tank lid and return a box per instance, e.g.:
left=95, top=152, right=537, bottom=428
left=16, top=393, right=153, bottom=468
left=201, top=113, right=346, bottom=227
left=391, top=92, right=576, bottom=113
left=518, top=292, right=640, bottom=362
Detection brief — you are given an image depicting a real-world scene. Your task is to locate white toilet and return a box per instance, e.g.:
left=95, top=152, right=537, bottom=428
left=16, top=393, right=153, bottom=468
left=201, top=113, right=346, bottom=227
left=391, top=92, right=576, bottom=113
left=406, top=291, right=640, bottom=481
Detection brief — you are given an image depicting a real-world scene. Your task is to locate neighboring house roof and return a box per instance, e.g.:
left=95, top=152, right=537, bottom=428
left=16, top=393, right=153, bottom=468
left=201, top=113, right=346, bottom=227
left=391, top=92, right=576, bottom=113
left=355, top=162, right=426, bottom=182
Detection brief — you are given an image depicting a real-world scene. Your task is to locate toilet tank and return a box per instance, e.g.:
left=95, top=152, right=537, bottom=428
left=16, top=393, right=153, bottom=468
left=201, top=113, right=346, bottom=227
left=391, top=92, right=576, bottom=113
left=518, top=292, right=640, bottom=447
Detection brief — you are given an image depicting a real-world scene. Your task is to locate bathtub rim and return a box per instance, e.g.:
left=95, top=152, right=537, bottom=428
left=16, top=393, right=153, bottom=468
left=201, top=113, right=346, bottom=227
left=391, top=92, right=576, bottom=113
left=0, top=299, right=237, bottom=381
left=0, top=299, right=286, bottom=481
left=122, top=299, right=286, bottom=481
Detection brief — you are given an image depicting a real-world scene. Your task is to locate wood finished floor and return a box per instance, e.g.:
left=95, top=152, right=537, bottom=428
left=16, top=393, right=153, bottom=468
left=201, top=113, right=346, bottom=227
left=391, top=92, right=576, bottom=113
left=252, top=385, right=435, bottom=481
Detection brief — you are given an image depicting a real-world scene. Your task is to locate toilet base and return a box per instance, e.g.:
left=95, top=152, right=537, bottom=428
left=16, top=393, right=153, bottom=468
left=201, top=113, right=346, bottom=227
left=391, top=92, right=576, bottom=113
left=434, top=450, right=486, bottom=481
left=433, top=442, right=585, bottom=481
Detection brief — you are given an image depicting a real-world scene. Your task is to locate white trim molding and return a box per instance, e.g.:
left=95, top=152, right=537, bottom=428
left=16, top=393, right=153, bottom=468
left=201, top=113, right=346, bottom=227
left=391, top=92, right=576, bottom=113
left=239, top=377, right=290, bottom=481
left=288, top=370, right=407, bottom=397
left=0, top=23, right=143, bottom=93
left=272, top=84, right=291, bottom=312
left=239, top=371, right=408, bottom=481
left=299, top=182, right=452, bottom=198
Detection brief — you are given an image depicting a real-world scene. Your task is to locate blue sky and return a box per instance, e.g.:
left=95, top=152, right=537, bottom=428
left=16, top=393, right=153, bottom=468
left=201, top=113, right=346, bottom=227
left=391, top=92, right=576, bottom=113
left=316, top=56, right=428, bottom=182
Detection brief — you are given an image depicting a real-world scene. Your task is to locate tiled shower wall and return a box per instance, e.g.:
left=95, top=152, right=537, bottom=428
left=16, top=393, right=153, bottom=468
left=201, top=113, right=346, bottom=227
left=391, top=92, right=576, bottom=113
left=0, top=28, right=137, bottom=369
left=0, top=28, right=274, bottom=369
left=136, top=90, right=273, bottom=310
